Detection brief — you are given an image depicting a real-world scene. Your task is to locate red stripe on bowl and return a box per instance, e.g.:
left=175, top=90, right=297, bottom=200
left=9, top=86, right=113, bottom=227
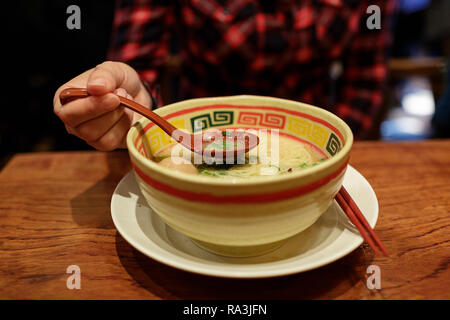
left=132, top=161, right=348, bottom=204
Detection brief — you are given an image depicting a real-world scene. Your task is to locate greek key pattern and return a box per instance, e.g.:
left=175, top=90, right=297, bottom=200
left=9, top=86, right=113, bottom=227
left=326, top=133, right=341, bottom=156
left=190, top=111, right=234, bottom=132
left=287, top=117, right=329, bottom=148
left=139, top=107, right=342, bottom=157
left=237, top=112, right=286, bottom=128
left=147, top=119, right=186, bottom=153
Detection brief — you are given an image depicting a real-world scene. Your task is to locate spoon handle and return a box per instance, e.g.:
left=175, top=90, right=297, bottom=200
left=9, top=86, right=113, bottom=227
left=59, top=87, right=179, bottom=137
left=59, top=87, right=259, bottom=156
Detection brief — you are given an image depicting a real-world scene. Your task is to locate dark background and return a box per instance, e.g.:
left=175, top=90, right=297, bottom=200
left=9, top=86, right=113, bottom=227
left=2, top=0, right=449, bottom=169
left=3, top=1, right=115, bottom=168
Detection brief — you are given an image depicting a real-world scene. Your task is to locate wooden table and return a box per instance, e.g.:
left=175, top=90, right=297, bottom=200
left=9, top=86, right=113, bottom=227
left=0, top=140, right=449, bottom=300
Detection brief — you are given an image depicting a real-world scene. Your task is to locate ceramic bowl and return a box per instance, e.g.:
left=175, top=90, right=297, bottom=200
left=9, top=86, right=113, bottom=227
left=126, top=95, right=353, bottom=257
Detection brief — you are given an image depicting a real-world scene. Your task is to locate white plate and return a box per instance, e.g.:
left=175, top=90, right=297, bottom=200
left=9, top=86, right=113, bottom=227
left=111, top=165, right=378, bottom=278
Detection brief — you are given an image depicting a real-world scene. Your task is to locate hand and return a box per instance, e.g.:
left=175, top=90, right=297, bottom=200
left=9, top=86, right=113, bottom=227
left=53, top=61, right=152, bottom=151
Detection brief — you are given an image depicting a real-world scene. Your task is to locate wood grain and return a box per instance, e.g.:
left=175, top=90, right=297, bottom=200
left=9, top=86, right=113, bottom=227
left=0, top=141, right=449, bottom=299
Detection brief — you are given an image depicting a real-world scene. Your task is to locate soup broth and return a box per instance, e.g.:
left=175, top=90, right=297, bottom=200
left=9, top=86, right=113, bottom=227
left=153, top=133, right=327, bottom=179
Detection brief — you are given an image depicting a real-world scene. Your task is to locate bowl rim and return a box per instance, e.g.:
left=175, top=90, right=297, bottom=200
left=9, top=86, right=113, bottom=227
left=126, top=95, right=353, bottom=186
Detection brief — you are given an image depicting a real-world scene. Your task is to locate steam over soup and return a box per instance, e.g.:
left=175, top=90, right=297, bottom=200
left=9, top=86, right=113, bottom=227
left=153, top=133, right=327, bottom=178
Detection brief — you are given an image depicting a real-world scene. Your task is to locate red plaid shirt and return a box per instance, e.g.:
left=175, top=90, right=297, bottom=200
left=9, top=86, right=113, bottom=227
left=108, top=0, right=396, bottom=139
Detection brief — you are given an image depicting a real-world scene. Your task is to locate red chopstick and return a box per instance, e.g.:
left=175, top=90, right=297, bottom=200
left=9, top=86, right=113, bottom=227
left=335, top=186, right=389, bottom=256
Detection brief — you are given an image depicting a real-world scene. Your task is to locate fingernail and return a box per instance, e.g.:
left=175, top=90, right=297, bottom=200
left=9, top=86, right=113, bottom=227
left=89, top=78, right=106, bottom=87
left=115, top=88, right=127, bottom=97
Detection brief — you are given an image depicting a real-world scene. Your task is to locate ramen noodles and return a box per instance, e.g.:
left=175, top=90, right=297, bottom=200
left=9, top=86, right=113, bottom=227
left=153, top=132, right=326, bottom=178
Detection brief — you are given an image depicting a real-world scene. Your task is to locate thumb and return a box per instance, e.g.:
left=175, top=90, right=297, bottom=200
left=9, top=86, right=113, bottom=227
left=86, top=61, right=126, bottom=96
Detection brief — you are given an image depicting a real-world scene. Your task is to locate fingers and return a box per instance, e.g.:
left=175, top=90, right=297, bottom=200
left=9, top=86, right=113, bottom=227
left=114, top=87, right=133, bottom=100
left=56, top=93, right=120, bottom=128
left=87, top=63, right=120, bottom=96
left=87, top=113, right=132, bottom=151
left=64, top=87, right=135, bottom=151
left=53, top=61, right=151, bottom=122
left=86, top=61, right=142, bottom=97
left=53, top=68, right=92, bottom=114
left=67, top=106, right=125, bottom=143
left=53, top=61, right=149, bottom=151
left=115, top=88, right=127, bottom=98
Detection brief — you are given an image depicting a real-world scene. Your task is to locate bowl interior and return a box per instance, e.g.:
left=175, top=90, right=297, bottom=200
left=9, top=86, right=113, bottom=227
left=130, top=96, right=351, bottom=166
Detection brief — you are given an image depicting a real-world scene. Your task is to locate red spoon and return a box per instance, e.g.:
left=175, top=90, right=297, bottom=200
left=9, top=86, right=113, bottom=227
left=59, top=87, right=259, bottom=160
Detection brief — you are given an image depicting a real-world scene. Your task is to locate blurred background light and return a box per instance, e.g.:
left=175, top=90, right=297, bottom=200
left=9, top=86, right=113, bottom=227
left=381, top=116, right=433, bottom=140
left=399, top=0, right=430, bottom=14
left=401, top=88, right=435, bottom=116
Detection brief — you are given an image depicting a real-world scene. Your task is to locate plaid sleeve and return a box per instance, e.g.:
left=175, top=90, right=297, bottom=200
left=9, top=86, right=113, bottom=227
left=335, top=0, right=396, bottom=139
left=107, top=0, right=174, bottom=107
